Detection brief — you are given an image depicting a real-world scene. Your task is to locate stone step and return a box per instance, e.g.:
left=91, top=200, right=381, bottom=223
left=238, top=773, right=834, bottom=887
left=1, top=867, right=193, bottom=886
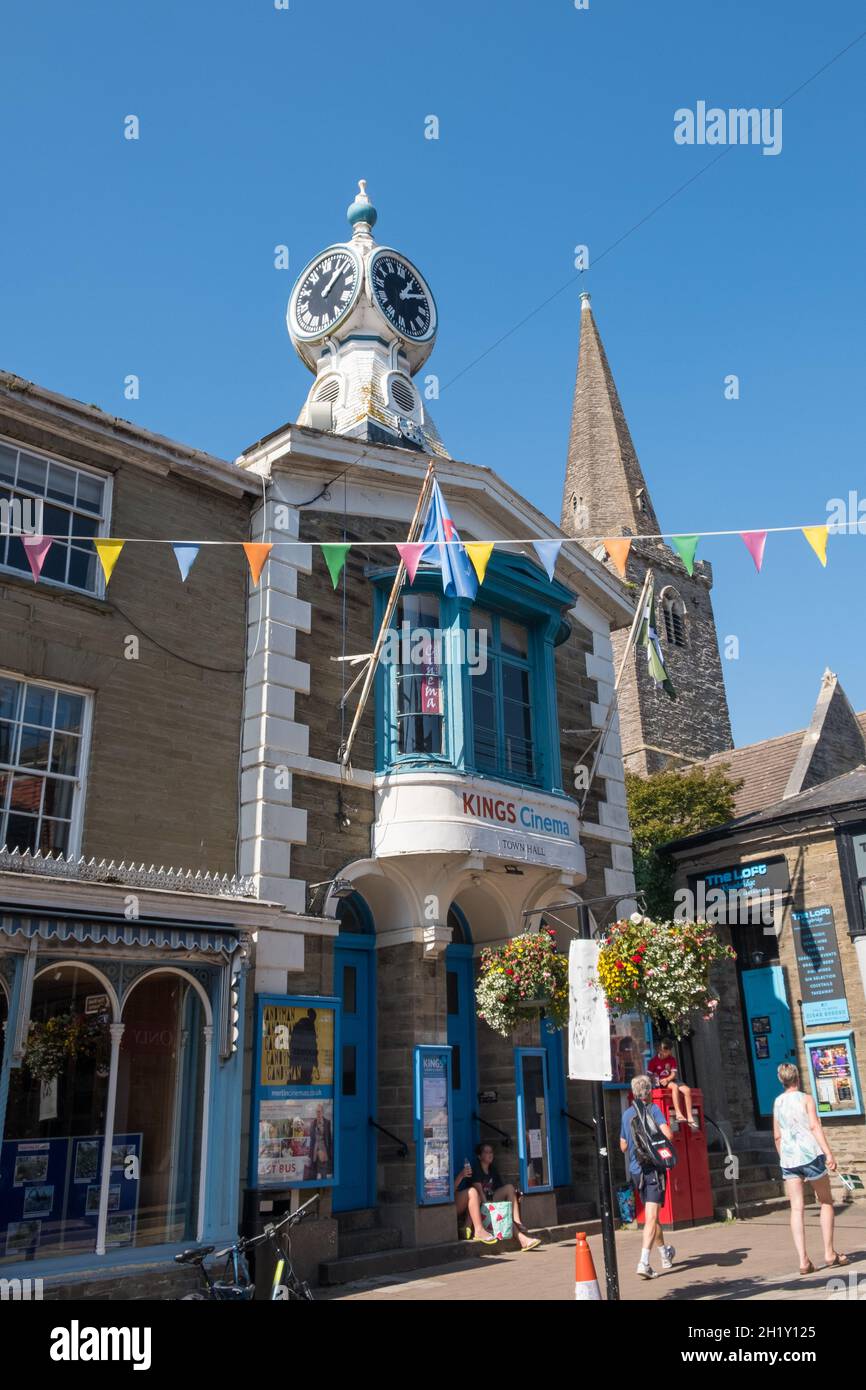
left=714, top=1196, right=794, bottom=1222
left=319, top=1239, right=481, bottom=1287
left=337, top=1226, right=403, bottom=1259
left=709, top=1149, right=777, bottom=1171
left=320, top=1221, right=602, bottom=1288
left=555, top=1202, right=597, bottom=1225
left=335, top=1208, right=379, bottom=1234
left=711, top=1164, right=782, bottom=1190
left=735, top=1179, right=787, bottom=1203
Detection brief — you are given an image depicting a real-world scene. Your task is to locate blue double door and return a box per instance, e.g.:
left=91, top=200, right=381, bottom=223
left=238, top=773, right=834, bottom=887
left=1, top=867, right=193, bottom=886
left=333, top=936, right=376, bottom=1213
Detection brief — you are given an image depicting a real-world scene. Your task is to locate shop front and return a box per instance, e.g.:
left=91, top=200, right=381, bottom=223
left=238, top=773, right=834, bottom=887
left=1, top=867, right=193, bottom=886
left=0, top=875, right=273, bottom=1296
left=666, top=784, right=866, bottom=1182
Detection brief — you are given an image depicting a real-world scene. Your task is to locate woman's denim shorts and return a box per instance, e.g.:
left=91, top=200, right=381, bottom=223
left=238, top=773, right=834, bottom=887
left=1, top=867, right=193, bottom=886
left=781, top=1153, right=827, bottom=1182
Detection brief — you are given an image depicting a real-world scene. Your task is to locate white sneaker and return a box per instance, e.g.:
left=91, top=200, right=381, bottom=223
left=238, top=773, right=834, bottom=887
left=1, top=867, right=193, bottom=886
left=660, top=1244, right=676, bottom=1270
left=636, top=1262, right=657, bottom=1279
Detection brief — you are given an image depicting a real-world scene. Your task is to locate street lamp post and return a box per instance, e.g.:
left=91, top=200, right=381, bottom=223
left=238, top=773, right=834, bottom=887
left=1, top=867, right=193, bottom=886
left=576, top=901, right=620, bottom=1302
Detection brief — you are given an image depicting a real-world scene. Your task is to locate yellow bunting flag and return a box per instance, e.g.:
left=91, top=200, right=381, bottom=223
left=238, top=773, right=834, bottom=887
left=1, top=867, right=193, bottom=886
left=603, top=537, right=632, bottom=578
left=243, top=542, right=273, bottom=587
left=802, top=525, right=828, bottom=567
left=464, top=542, right=494, bottom=586
left=94, top=539, right=125, bottom=585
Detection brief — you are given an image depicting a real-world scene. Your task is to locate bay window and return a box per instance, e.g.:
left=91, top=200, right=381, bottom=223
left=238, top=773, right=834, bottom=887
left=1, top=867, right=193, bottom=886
left=376, top=551, right=574, bottom=792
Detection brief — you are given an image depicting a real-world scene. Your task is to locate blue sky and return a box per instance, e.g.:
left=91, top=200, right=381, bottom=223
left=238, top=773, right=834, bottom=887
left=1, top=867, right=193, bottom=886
left=2, top=1, right=865, bottom=748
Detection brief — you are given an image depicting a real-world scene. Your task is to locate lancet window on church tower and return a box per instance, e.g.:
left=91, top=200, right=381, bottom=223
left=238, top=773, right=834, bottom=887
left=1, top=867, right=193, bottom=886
left=660, top=587, right=687, bottom=648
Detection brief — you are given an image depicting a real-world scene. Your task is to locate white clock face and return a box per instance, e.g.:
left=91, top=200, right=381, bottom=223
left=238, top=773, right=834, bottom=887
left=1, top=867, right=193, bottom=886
left=369, top=250, right=436, bottom=342
left=290, top=246, right=361, bottom=340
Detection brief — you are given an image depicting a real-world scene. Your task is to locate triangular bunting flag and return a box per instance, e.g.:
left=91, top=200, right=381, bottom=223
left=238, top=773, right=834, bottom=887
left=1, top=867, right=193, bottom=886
left=321, top=542, right=351, bottom=589
left=22, top=535, right=52, bottom=581
left=242, top=542, right=273, bottom=587
left=671, top=534, right=699, bottom=576
left=739, top=531, right=767, bottom=574
left=464, top=542, right=494, bottom=586
left=603, top=537, right=632, bottom=578
left=802, top=525, right=828, bottom=567
left=94, top=539, right=125, bottom=585
left=171, top=544, right=200, bottom=582
left=532, top=539, right=562, bottom=580
left=396, top=542, right=425, bottom=584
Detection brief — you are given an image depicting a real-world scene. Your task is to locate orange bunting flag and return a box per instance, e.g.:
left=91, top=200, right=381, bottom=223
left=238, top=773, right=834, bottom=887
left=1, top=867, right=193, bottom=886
left=94, top=539, right=125, bottom=585
left=243, top=542, right=273, bottom=587
left=464, top=542, right=494, bottom=586
left=802, top=525, right=828, bottom=567
left=603, top=537, right=632, bottom=578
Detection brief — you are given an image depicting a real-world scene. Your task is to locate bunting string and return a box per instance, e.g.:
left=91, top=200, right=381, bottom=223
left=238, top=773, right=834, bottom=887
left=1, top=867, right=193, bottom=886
left=8, top=518, right=844, bottom=591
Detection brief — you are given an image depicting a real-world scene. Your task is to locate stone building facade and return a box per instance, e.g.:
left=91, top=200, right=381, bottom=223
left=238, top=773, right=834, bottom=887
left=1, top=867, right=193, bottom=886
left=233, top=186, right=643, bottom=1282
left=667, top=781, right=866, bottom=1181
left=560, top=294, right=733, bottom=774
left=0, top=375, right=290, bottom=1297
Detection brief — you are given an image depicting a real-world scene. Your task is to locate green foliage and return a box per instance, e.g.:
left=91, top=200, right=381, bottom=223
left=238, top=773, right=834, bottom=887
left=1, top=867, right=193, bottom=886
left=625, top=765, right=742, bottom=919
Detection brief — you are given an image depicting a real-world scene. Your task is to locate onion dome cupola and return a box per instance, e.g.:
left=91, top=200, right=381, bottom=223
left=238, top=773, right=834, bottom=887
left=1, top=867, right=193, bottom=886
left=287, top=181, right=448, bottom=456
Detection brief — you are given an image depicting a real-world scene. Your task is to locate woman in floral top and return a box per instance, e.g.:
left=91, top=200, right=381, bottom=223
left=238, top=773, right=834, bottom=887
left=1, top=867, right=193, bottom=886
left=773, top=1063, right=847, bottom=1275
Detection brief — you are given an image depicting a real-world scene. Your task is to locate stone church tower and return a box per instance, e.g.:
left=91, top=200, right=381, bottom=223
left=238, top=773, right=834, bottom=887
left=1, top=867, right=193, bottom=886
left=561, top=292, right=733, bottom=774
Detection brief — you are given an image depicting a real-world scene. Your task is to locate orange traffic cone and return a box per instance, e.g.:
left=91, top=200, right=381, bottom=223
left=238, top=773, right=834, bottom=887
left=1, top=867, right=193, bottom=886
left=574, top=1231, right=601, bottom=1300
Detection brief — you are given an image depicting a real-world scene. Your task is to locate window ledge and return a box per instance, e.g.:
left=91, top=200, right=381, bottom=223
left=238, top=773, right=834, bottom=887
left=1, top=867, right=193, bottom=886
left=0, top=569, right=109, bottom=614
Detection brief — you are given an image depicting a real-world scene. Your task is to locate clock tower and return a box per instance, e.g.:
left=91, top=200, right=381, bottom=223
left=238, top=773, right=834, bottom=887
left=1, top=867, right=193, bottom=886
left=287, top=181, right=449, bottom=456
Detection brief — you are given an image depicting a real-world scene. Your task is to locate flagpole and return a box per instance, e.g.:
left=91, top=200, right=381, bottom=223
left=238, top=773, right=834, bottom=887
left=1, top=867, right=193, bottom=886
left=339, top=457, right=437, bottom=769
left=577, top=567, right=653, bottom=816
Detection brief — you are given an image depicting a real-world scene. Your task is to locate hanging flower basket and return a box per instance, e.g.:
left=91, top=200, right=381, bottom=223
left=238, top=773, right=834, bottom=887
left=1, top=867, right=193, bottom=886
left=596, top=914, right=736, bottom=1038
left=23, top=1012, right=109, bottom=1084
left=475, top=928, right=569, bottom=1038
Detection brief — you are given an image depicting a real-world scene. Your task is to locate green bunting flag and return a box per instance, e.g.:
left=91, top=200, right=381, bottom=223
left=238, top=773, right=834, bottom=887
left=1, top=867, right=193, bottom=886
left=321, top=543, right=351, bottom=588
left=671, top=534, right=699, bottom=576
left=637, top=572, right=676, bottom=700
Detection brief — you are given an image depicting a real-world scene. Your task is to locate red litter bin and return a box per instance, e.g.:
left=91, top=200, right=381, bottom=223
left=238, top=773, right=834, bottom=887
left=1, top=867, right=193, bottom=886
left=634, top=1087, right=713, bottom=1229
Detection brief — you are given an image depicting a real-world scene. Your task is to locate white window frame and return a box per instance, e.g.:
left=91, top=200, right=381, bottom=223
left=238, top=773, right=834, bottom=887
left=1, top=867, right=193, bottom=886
left=0, top=433, right=113, bottom=600
left=0, top=668, right=94, bottom=859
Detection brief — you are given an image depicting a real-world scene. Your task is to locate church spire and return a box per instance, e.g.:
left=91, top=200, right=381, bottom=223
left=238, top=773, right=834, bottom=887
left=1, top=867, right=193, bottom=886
left=561, top=293, right=659, bottom=540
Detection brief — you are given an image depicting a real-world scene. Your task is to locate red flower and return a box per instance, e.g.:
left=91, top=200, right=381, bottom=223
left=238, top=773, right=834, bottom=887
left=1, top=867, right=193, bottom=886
left=631, top=955, right=641, bottom=964
left=506, top=968, right=514, bottom=976
left=615, top=961, right=625, bottom=971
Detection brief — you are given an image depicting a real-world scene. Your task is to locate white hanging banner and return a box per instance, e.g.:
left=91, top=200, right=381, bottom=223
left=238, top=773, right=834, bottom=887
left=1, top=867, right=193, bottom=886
left=568, top=939, right=612, bottom=1081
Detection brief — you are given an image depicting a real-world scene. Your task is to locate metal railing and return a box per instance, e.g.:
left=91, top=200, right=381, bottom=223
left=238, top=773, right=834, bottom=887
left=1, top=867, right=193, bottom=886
left=703, top=1113, right=740, bottom=1219
left=561, top=1107, right=595, bottom=1135
left=369, top=1118, right=409, bottom=1159
left=472, top=1114, right=511, bottom=1147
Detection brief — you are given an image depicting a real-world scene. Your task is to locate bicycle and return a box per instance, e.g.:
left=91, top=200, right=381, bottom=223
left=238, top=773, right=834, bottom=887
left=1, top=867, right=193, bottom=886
left=175, top=1193, right=319, bottom=1300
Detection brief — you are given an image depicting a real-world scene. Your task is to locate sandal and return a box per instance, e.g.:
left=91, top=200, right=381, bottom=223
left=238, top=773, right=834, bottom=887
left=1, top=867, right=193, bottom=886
left=473, top=1234, right=499, bottom=1246
left=799, top=1260, right=815, bottom=1275
left=827, top=1254, right=849, bottom=1267
left=520, top=1237, right=542, bottom=1252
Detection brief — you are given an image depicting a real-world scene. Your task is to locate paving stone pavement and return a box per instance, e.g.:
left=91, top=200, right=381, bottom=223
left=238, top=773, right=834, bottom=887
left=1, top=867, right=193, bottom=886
left=324, top=1204, right=866, bottom=1302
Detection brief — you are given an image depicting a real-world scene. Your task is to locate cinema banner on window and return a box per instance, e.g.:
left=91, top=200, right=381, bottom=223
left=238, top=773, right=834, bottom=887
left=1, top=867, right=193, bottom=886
left=250, top=995, right=341, bottom=1190
left=568, top=940, right=612, bottom=1082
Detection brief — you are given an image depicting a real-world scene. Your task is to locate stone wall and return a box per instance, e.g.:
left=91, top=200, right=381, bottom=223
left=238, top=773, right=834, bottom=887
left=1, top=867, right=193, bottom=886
left=0, top=408, right=250, bottom=874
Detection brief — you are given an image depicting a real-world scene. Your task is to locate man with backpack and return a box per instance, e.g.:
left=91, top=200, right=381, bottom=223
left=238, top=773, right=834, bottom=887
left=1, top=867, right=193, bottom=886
left=620, top=1073, right=677, bottom=1280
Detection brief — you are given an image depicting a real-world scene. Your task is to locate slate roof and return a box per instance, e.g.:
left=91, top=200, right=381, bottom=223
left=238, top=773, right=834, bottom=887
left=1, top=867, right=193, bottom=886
left=700, top=711, right=866, bottom=817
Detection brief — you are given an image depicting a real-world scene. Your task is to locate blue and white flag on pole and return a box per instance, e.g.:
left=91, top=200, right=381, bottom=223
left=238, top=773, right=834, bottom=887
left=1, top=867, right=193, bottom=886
left=418, top=478, right=478, bottom=599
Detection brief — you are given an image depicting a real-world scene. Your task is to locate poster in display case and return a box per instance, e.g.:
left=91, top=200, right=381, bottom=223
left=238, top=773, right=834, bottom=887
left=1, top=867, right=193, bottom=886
left=250, top=995, right=341, bottom=1189
left=414, top=1047, right=453, bottom=1205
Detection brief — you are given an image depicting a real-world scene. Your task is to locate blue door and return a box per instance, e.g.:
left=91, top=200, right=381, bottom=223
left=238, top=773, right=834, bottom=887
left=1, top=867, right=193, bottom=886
left=541, top=1017, right=571, bottom=1187
left=333, top=936, right=376, bottom=1212
left=741, top=966, right=796, bottom=1116
left=446, top=944, right=477, bottom=1173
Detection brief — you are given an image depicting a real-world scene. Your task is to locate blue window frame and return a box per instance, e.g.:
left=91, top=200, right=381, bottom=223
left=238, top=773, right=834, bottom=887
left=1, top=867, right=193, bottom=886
left=514, top=1047, right=553, bottom=1192
left=373, top=552, right=575, bottom=793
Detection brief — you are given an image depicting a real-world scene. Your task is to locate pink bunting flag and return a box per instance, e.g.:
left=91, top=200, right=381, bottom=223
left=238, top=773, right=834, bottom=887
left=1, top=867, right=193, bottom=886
left=739, top=530, right=767, bottom=574
left=22, top=535, right=53, bottom=581
left=396, top=542, right=425, bottom=584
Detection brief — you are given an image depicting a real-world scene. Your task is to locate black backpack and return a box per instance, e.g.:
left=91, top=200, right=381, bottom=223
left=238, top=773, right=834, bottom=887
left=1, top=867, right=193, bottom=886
left=631, top=1101, right=677, bottom=1173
